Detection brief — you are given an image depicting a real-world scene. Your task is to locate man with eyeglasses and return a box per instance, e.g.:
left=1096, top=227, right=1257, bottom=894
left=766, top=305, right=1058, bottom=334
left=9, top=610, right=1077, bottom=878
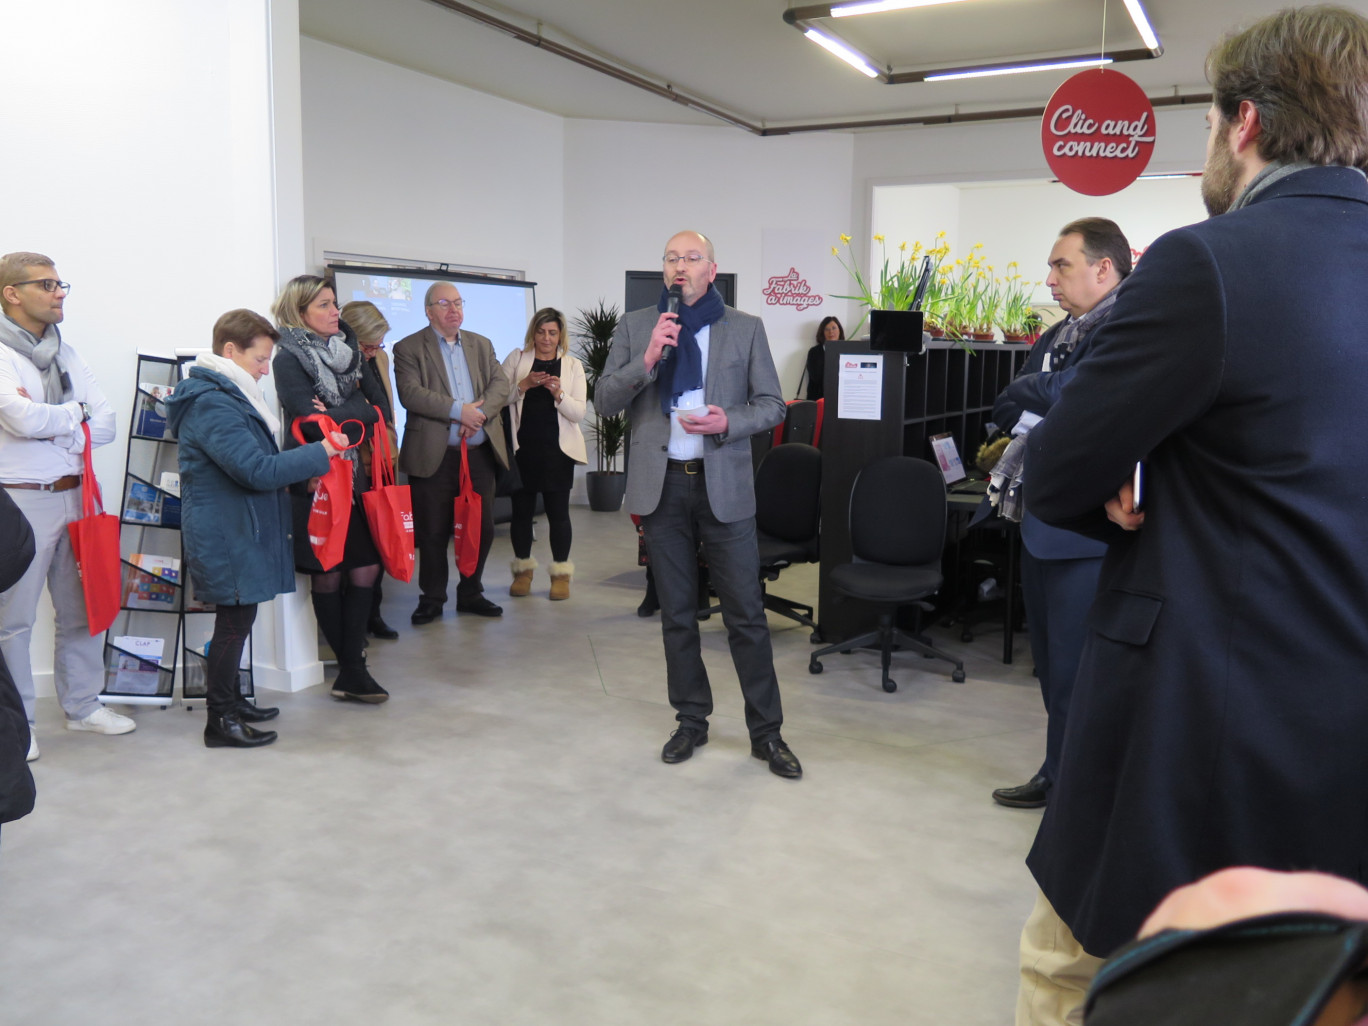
left=597, top=231, right=800, bottom=779
left=0, top=252, right=133, bottom=760
left=393, top=282, right=510, bottom=622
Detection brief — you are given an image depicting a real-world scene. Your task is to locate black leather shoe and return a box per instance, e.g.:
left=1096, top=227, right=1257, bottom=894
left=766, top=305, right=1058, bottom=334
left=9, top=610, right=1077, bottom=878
left=204, top=714, right=278, bottom=748
left=992, top=773, right=1051, bottom=808
left=368, top=615, right=399, bottom=639
left=235, top=699, right=279, bottom=722
left=456, top=596, right=503, bottom=617
left=637, top=596, right=659, bottom=617
left=751, top=738, right=802, bottom=779
left=330, top=664, right=390, bottom=705
left=411, top=601, right=444, bottom=625
left=661, top=726, right=708, bottom=764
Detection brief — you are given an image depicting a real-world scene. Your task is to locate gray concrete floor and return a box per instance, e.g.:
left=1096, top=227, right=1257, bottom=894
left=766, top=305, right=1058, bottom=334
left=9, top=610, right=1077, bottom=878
left=1, top=508, right=1046, bottom=1026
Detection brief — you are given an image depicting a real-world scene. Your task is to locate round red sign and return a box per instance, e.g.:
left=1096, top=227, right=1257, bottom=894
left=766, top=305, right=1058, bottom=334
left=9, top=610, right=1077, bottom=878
left=1042, top=68, right=1156, bottom=196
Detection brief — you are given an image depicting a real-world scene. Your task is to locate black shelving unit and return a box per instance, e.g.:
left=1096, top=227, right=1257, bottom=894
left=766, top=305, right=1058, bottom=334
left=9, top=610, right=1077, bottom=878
left=100, top=353, right=253, bottom=708
left=817, top=339, right=1031, bottom=642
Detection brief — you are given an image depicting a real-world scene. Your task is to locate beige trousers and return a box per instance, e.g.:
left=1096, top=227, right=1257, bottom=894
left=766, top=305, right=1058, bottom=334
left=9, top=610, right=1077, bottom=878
left=1016, top=888, right=1106, bottom=1026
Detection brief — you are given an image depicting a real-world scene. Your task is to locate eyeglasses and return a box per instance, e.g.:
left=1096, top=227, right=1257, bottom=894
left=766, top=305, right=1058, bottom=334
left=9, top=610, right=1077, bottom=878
left=428, top=299, right=463, bottom=310
left=662, top=254, right=709, bottom=267
left=10, top=279, right=70, bottom=294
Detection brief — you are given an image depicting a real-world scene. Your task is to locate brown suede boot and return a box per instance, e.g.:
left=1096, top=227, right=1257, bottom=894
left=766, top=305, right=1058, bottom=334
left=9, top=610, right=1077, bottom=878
left=509, top=557, right=537, bottom=597
left=549, top=560, right=573, bottom=601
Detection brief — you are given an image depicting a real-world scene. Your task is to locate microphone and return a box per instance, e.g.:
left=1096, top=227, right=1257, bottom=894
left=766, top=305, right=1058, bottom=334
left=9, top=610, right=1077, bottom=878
left=661, top=285, right=683, bottom=363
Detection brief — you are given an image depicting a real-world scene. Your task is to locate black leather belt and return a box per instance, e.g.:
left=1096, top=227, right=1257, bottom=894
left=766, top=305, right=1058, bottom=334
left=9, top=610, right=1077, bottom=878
left=667, top=459, right=703, bottom=475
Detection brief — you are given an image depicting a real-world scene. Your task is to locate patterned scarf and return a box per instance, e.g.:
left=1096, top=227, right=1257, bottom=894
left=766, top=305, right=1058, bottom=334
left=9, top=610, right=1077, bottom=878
left=275, top=324, right=361, bottom=408
left=657, top=284, right=725, bottom=416
left=1048, top=288, right=1119, bottom=365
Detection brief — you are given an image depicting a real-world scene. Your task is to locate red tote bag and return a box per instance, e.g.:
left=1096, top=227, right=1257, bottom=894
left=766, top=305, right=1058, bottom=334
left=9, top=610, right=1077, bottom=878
left=291, top=414, right=361, bottom=572
left=361, top=406, right=414, bottom=582
left=453, top=438, right=482, bottom=578
left=66, top=422, right=121, bottom=635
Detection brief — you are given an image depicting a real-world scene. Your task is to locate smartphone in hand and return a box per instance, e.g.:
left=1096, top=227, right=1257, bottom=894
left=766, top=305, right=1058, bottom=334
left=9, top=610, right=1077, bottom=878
left=1132, top=461, right=1145, bottom=513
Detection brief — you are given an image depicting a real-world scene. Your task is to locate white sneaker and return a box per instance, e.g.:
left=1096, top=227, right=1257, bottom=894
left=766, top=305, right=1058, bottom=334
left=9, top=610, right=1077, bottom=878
left=26, top=732, right=38, bottom=762
left=67, top=706, right=136, bottom=735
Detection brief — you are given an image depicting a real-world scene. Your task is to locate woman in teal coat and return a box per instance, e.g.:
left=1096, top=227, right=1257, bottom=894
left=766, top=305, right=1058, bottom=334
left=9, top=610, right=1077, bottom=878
left=166, top=309, right=345, bottom=749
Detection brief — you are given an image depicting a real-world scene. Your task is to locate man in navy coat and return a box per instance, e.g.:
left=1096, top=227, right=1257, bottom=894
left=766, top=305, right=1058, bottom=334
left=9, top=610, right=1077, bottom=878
left=1013, top=8, right=1368, bottom=1024
left=989, top=218, right=1130, bottom=810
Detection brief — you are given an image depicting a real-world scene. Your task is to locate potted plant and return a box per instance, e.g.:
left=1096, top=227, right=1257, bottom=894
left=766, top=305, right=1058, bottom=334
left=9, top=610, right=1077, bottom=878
left=572, top=299, right=629, bottom=512
left=996, top=264, right=1039, bottom=342
left=835, top=233, right=971, bottom=351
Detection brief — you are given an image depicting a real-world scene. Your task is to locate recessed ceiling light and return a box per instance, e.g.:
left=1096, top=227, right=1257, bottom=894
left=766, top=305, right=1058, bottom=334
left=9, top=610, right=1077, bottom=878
left=831, top=0, right=976, bottom=16
left=804, top=27, right=881, bottom=77
left=1122, top=0, right=1162, bottom=51
left=926, top=56, right=1112, bottom=82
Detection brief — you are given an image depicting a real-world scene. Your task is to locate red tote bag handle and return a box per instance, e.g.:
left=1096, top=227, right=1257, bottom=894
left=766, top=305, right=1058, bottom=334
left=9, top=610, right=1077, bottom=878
left=290, top=413, right=364, bottom=452
left=79, top=421, right=102, bottom=515
left=368, top=405, right=396, bottom=490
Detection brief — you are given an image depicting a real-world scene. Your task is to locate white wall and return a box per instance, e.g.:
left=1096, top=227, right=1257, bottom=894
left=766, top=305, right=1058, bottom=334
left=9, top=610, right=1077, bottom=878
left=562, top=120, right=857, bottom=395
left=1, top=0, right=303, bottom=697
left=299, top=38, right=566, bottom=327
left=300, top=38, right=859, bottom=423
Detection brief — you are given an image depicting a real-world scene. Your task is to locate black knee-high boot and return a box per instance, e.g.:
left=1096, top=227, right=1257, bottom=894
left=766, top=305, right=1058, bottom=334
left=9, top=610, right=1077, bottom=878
left=331, top=585, right=389, bottom=704
left=311, top=590, right=344, bottom=660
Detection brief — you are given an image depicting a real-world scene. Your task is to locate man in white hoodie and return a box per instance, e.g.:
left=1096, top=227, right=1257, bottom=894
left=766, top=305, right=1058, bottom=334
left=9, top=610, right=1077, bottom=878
left=0, top=252, right=134, bottom=760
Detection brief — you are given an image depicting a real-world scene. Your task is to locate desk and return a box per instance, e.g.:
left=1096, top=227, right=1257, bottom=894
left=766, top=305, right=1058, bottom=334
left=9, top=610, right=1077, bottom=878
left=946, top=488, right=1020, bottom=664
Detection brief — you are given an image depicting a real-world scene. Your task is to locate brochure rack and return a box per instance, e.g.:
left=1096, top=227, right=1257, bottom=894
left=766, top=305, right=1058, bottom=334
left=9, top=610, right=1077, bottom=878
left=99, top=353, right=253, bottom=708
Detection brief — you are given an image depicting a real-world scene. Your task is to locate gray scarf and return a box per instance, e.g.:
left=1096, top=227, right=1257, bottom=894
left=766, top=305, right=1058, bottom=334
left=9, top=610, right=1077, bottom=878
left=1230, top=160, right=1319, bottom=211
left=0, top=315, right=71, bottom=404
left=1048, top=288, right=1120, bottom=362
left=275, top=324, right=360, bottom=408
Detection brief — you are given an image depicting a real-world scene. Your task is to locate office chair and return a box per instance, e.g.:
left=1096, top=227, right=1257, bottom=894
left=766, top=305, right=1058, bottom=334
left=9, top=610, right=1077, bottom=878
left=696, top=443, right=822, bottom=636
left=771, top=399, right=824, bottom=448
left=809, top=455, right=966, bottom=691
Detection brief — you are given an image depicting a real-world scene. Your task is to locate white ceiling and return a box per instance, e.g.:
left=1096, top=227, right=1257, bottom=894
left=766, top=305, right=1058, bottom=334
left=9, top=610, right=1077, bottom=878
left=299, top=0, right=1368, bottom=132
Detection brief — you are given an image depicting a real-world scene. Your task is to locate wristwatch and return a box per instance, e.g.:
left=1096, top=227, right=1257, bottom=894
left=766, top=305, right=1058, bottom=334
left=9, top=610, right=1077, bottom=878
left=79, top=402, right=91, bottom=423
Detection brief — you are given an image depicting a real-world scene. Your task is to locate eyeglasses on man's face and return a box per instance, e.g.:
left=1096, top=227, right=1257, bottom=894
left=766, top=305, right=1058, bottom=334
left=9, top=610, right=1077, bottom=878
left=662, top=254, right=709, bottom=267
left=10, top=279, right=70, bottom=294
left=428, top=299, right=463, bottom=310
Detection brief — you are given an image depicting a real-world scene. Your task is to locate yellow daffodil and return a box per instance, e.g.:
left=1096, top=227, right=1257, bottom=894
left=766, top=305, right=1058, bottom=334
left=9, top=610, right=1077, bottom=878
left=899, top=241, right=907, bottom=252
left=840, top=233, right=852, bottom=245
left=873, top=233, right=885, bottom=243
left=831, top=246, right=839, bottom=256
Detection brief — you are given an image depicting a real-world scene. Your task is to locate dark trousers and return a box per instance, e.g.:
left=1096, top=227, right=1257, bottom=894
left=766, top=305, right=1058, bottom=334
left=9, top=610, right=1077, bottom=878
left=206, top=603, right=258, bottom=717
left=510, top=489, right=572, bottom=562
left=409, top=441, right=496, bottom=604
left=642, top=465, right=783, bottom=742
left=1020, top=551, right=1103, bottom=784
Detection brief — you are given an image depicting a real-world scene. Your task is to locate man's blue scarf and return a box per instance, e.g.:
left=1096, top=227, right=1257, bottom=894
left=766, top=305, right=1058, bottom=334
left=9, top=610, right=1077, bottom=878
left=657, top=284, right=725, bottom=416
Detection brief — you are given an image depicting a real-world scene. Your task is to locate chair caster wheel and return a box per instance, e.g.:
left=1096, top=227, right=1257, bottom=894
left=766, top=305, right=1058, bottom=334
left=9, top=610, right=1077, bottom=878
left=883, top=678, right=897, bottom=693
left=961, top=630, right=973, bottom=643
left=809, top=659, right=823, bottom=675
left=952, top=669, right=966, bottom=683
left=839, top=648, right=852, bottom=655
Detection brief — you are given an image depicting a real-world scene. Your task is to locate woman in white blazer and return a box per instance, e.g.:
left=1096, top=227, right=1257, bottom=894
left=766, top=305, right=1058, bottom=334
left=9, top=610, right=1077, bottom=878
left=500, top=308, right=587, bottom=599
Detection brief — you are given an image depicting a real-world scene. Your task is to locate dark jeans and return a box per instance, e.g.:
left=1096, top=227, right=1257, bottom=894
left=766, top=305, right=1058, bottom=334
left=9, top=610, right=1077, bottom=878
left=409, top=441, right=496, bottom=604
left=1020, top=551, right=1103, bottom=784
left=642, top=464, right=783, bottom=742
left=510, top=489, right=572, bottom=562
left=207, top=603, right=257, bottom=717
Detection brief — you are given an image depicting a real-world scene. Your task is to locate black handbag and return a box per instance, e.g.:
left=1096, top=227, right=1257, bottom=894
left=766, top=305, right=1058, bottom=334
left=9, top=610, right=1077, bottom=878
left=494, top=404, right=523, bottom=498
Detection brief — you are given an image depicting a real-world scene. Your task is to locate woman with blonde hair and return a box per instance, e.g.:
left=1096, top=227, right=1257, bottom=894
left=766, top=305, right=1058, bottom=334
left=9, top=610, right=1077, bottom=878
left=340, top=299, right=399, bottom=640
left=500, top=307, right=586, bottom=599
left=271, top=275, right=390, bottom=703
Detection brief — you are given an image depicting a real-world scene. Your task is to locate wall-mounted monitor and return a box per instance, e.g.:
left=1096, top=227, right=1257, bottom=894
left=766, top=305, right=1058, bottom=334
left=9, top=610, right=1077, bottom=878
left=624, top=271, right=736, bottom=315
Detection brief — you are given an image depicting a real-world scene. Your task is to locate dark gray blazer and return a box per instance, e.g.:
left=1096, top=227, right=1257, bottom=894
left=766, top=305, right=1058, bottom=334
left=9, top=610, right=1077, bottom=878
left=597, top=305, right=785, bottom=523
